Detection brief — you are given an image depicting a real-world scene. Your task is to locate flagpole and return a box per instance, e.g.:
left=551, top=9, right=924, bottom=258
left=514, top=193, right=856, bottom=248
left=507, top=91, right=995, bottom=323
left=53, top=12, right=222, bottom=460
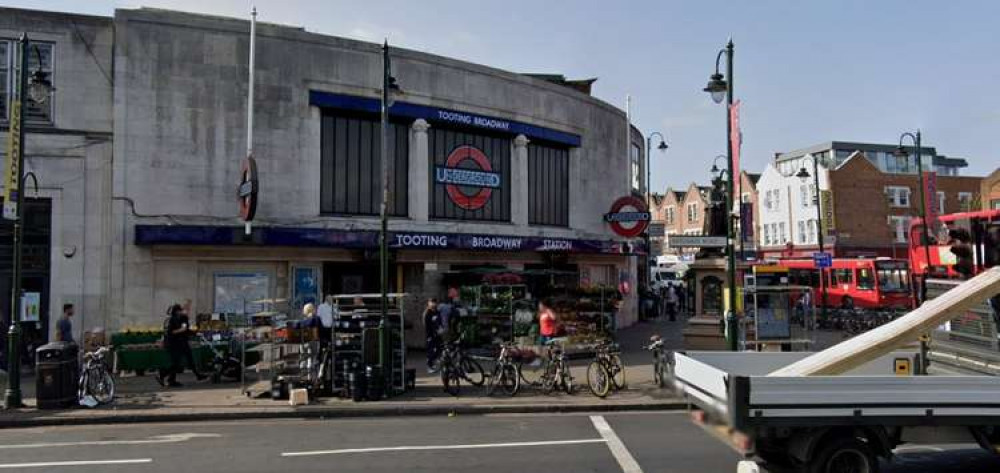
left=245, top=6, right=257, bottom=235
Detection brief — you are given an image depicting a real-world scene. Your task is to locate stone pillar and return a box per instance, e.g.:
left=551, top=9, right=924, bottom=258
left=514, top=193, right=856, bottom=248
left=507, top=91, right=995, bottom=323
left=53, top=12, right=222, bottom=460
left=409, top=119, right=431, bottom=221
left=512, top=134, right=530, bottom=226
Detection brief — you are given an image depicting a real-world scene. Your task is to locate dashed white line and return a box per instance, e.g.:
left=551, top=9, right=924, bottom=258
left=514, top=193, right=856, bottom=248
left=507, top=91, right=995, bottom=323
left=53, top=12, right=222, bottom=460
left=590, top=415, right=644, bottom=473
left=282, top=438, right=606, bottom=457
left=0, top=459, right=152, bottom=469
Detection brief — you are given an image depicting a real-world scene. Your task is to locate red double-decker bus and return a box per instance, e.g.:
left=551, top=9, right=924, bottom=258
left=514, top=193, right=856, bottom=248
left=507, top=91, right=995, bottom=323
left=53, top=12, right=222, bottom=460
left=779, top=257, right=913, bottom=310
left=908, top=208, right=1000, bottom=280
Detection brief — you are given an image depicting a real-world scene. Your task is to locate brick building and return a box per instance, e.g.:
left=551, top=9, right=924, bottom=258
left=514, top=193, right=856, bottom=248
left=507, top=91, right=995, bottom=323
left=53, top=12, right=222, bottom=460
left=829, top=153, right=982, bottom=257
left=649, top=184, right=710, bottom=258
left=983, top=168, right=1000, bottom=210
left=737, top=171, right=761, bottom=257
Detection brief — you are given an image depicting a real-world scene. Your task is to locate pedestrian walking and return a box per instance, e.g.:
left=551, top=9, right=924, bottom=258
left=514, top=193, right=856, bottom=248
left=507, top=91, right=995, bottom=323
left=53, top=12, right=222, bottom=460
left=55, top=303, right=75, bottom=343
left=423, top=299, right=442, bottom=373
left=156, top=304, right=189, bottom=387
left=666, top=284, right=678, bottom=321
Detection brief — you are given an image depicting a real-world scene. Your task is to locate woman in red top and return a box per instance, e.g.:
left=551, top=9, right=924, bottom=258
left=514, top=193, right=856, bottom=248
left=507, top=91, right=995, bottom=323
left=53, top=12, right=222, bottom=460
left=538, top=299, right=559, bottom=344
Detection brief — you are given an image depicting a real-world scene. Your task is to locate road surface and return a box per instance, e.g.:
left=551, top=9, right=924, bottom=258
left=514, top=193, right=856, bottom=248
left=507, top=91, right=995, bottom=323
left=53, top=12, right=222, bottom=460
left=0, top=412, right=996, bottom=472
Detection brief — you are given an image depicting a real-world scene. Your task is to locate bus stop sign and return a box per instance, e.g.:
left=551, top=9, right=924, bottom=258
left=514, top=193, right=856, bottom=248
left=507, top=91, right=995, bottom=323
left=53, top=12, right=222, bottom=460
left=813, top=252, right=832, bottom=268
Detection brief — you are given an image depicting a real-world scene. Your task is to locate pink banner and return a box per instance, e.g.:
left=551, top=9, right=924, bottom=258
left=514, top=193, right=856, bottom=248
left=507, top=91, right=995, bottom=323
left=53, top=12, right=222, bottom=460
left=729, top=100, right=742, bottom=197
left=923, top=171, right=938, bottom=225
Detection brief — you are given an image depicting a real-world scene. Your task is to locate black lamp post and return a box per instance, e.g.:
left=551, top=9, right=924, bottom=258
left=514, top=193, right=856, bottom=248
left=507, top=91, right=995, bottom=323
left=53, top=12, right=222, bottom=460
left=895, top=131, right=932, bottom=302
left=5, top=34, right=52, bottom=409
left=645, top=131, right=668, bottom=285
left=790, top=155, right=829, bottom=323
left=703, top=39, right=739, bottom=351
left=378, top=41, right=401, bottom=369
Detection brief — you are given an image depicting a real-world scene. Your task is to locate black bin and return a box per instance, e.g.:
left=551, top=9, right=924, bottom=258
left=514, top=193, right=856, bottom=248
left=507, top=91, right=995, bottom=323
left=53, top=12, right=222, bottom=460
left=35, top=342, right=79, bottom=409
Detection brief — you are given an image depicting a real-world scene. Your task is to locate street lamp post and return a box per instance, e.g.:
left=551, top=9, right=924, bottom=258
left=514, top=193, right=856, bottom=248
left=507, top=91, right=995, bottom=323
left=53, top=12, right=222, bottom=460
left=4, top=34, right=51, bottom=409
left=703, top=39, right=739, bottom=351
left=792, top=156, right=829, bottom=323
left=379, top=41, right=401, bottom=369
left=645, top=131, right=668, bottom=287
left=896, top=131, right=932, bottom=302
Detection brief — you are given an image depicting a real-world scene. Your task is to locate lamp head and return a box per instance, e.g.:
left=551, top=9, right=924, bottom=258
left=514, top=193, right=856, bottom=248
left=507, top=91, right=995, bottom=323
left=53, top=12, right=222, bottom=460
left=795, top=167, right=810, bottom=182
left=657, top=140, right=668, bottom=151
left=703, top=73, right=727, bottom=104
left=28, top=68, right=52, bottom=104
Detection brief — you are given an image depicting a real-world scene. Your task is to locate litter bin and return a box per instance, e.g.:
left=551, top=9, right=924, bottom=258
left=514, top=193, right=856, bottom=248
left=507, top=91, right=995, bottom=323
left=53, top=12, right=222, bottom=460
left=35, top=342, right=79, bottom=409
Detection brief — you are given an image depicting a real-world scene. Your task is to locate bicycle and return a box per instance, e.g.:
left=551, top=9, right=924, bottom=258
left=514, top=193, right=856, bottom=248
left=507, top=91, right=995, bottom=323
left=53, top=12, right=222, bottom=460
left=485, top=342, right=521, bottom=397
left=645, top=335, right=670, bottom=388
left=538, top=340, right=574, bottom=395
left=438, top=337, right=486, bottom=396
left=78, top=346, right=115, bottom=406
left=587, top=339, right=626, bottom=398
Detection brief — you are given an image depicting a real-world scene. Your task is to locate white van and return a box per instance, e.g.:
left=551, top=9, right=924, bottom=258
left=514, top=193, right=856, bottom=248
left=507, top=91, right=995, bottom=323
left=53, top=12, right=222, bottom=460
left=651, top=264, right=687, bottom=292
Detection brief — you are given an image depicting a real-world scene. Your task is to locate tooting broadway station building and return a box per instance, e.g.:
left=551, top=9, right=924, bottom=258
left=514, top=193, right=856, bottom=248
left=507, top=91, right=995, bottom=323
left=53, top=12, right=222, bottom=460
left=97, top=9, right=648, bottom=334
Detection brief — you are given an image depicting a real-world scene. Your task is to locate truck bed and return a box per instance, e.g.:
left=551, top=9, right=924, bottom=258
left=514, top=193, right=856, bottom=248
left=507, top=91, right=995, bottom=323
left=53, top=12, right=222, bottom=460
left=673, top=351, right=1000, bottom=431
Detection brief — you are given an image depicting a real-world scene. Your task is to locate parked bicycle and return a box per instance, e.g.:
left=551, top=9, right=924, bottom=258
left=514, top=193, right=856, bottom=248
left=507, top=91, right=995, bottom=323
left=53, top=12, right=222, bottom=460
left=438, top=336, right=486, bottom=396
left=645, top=335, right=670, bottom=388
left=78, top=346, right=115, bottom=406
left=586, top=339, right=625, bottom=398
left=485, top=342, right=521, bottom=397
left=538, top=339, right=574, bottom=395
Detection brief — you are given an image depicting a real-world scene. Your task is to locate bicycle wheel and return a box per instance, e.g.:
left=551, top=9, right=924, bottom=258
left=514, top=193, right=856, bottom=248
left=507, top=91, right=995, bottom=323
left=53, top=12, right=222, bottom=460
left=90, top=369, right=116, bottom=405
left=77, top=370, right=90, bottom=402
left=609, top=354, right=626, bottom=390
left=498, top=364, right=520, bottom=397
left=560, top=364, right=575, bottom=395
left=460, top=356, right=486, bottom=386
left=539, top=361, right=558, bottom=395
left=442, top=366, right=461, bottom=397
left=586, top=361, right=611, bottom=398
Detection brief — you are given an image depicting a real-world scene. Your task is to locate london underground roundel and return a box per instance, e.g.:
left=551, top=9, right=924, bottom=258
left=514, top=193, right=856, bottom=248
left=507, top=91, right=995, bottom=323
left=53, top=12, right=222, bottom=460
left=237, top=156, right=259, bottom=222
left=435, top=145, right=501, bottom=211
left=604, top=195, right=650, bottom=238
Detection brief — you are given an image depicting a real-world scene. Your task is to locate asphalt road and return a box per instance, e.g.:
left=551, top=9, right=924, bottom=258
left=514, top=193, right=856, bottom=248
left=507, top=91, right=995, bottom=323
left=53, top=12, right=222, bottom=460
left=0, top=412, right=997, bottom=472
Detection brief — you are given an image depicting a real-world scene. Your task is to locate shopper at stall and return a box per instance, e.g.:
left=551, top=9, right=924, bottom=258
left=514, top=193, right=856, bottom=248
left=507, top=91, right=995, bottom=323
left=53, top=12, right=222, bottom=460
left=665, top=284, right=678, bottom=322
left=156, top=304, right=192, bottom=387
left=179, top=304, right=207, bottom=382
left=423, top=298, right=442, bottom=373
left=317, top=296, right=335, bottom=342
left=538, top=299, right=559, bottom=345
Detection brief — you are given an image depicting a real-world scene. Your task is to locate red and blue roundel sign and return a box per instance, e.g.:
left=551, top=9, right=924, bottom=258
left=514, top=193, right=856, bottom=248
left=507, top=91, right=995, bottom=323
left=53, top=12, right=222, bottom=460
left=604, top=195, right=650, bottom=238
left=435, top=145, right=501, bottom=211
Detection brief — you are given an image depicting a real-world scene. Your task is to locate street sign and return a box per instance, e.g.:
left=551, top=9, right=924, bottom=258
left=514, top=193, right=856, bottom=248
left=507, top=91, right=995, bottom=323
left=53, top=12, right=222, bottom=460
left=668, top=235, right=727, bottom=248
left=813, top=252, right=832, bottom=268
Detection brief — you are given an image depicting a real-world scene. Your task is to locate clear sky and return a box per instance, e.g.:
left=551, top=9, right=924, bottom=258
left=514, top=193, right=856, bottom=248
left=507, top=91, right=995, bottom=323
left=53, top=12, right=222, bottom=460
left=9, top=0, right=999, bottom=192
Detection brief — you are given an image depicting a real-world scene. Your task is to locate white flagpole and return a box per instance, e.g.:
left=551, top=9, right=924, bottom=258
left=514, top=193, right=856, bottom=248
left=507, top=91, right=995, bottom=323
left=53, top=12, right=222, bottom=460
left=245, top=6, right=257, bottom=235
left=625, top=94, right=631, bottom=192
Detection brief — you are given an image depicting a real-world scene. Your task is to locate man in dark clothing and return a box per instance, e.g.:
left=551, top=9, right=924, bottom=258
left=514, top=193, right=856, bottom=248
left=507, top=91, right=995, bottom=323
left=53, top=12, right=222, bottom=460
left=178, top=306, right=207, bottom=382
left=423, top=299, right=442, bottom=373
left=157, top=304, right=201, bottom=387
left=56, top=304, right=75, bottom=343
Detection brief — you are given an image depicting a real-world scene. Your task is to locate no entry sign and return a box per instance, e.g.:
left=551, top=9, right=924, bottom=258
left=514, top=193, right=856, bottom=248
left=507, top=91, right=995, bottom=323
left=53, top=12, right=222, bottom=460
left=604, top=195, right=650, bottom=238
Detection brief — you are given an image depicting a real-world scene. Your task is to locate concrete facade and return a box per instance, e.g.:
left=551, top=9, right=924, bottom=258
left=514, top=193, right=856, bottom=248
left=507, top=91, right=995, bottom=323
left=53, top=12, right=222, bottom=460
left=0, top=8, right=115, bottom=343
left=103, top=9, right=641, bottom=331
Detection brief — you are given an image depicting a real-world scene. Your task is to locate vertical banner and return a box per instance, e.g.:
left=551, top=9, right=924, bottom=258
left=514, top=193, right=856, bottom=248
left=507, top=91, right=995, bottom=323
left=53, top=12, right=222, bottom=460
left=3, top=102, right=22, bottom=220
left=740, top=202, right=754, bottom=241
left=923, top=171, right=938, bottom=226
left=729, top=100, right=742, bottom=197
left=820, top=190, right=836, bottom=236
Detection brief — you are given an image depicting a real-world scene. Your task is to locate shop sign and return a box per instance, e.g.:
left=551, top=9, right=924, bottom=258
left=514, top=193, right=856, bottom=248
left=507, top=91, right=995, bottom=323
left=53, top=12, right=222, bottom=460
left=604, top=196, right=650, bottom=238
left=237, top=156, right=259, bottom=221
left=820, top=190, right=835, bottom=235
left=435, top=145, right=500, bottom=211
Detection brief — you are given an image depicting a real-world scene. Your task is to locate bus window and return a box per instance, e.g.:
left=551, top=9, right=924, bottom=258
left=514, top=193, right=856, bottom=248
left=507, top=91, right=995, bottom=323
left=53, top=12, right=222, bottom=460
left=876, top=261, right=910, bottom=293
left=833, top=269, right=854, bottom=286
left=857, top=267, right=875, bottom=290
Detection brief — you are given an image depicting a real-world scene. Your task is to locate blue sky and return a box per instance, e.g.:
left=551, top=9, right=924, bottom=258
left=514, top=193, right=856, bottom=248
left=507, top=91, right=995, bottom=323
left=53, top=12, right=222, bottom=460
left=10, top=0, right=999, bottom=191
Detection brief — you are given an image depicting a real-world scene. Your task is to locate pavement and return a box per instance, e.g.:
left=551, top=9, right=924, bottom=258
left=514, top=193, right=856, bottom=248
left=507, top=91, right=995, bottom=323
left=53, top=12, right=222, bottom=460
left=1, top=412, right=996, bottom=472
left=0, top=315, right=693, bottom=428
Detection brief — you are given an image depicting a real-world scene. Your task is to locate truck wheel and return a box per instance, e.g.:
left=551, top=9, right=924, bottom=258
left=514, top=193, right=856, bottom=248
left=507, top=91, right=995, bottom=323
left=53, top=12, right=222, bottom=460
left=809, top=437, right=879, bottom=473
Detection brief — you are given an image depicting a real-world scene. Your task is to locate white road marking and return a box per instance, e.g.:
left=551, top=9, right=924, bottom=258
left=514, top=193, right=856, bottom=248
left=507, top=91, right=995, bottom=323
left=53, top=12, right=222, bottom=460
left=282, top=438, right=606, bottom=457
left=0, top=459, right=152, bottom=469
left=0, top=433, right=221, bottom=450
left=590, top=415, right=644, bottom=473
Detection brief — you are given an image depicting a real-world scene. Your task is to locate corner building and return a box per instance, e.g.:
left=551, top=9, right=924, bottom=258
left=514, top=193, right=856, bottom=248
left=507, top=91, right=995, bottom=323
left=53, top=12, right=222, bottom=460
left=110, top=9, right=645, bottom=336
